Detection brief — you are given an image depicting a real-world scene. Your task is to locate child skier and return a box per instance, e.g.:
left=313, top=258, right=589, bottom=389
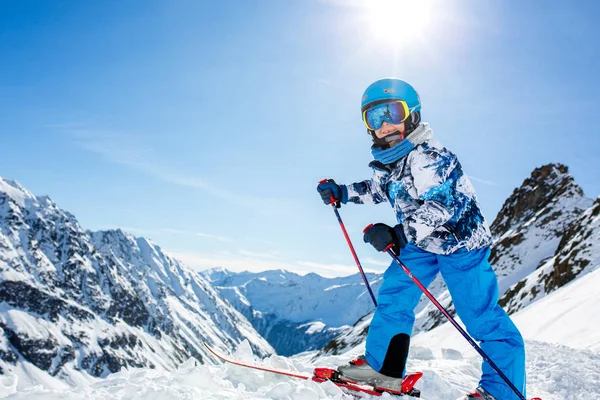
left=316, top=78, right=525, bottom=400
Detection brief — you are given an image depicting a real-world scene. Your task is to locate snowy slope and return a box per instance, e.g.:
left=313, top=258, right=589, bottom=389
left=0, top=177, right=273, bottom=385
left=411, top=267, right=600, bottom=355
left=2, top=342, right=598, bottom=399
left=203, top=268, right=382, bottom=355
left=4, top=258, right=599, bottom=400
left=500, top=195, right=600, bottom=314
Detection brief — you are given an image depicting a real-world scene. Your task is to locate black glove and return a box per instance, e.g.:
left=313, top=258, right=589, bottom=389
left=317, top=179, right=344, bottom=207
left=363, top=223, right=408, bottom=256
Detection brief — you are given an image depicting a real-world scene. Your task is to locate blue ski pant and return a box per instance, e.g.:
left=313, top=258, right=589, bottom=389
left=365, top=244, right=526, bottom=400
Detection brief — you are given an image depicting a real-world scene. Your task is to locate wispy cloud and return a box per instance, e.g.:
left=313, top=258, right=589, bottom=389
left=99, top=225, right=231, bottom=242
left=243, top=237, right=275, bottom=246
left=68, top=129, right=216, bottom=187
left=469, top=175, right=504, bottom=188
left=61, top=128, right=292, bottom=215
left=238, top=249, right=283, bottom=259
left=160, top=228, right=230, bottom=242
left=363, top=257, right=390, bottom=267
left=318, top=0, right=366, bottom=8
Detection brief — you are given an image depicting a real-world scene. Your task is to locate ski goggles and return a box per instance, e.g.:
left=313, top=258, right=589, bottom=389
left=362, top=100, right=410, bottom=131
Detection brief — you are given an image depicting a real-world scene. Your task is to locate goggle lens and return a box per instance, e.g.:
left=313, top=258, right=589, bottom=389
left=363, top=101, right=410, bottom=131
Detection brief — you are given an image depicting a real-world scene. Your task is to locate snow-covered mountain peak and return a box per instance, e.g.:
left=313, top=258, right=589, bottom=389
left=487, top=163, right=592, bottom=292
left=0, top=177, right=37, bottom=209
left=0, top=177, right=273, bottom=383
left=490, top=163, right=587, bottom=237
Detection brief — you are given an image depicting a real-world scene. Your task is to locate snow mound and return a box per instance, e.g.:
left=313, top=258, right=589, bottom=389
left=3, top=337, right=600, bottom=400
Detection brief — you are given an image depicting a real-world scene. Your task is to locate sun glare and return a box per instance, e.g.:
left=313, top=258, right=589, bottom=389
left=364, top=0, right=434, bottom=48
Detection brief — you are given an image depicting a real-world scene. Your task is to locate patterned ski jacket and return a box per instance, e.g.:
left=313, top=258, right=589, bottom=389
left=342, top=126, right=493, bottom=255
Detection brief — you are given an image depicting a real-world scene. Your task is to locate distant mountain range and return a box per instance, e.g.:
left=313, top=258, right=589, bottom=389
left=201, top=268, right=381, bottom=355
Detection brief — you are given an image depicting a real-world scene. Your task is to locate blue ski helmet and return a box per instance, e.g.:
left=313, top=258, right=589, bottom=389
left=361, top=78, right=421, bottom=114
left=361, top=78, right=422, bottom=146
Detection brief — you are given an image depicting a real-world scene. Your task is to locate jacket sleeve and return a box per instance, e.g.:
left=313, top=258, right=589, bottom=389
left=404, top=147, right=457, bottom=244
left=342, top=169, right=388, bottom=205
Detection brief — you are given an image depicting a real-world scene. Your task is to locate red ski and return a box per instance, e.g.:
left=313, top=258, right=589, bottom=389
left=203, top=342, right=422, bottom=397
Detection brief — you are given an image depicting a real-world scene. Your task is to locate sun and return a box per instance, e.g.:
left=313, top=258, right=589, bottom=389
left=363, top=0, right=434, bottom=48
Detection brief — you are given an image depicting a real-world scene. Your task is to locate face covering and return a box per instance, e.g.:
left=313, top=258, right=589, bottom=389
left=370, top=123, right=434, bottom=164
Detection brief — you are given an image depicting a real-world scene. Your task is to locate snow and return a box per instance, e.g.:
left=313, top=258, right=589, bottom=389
left=299, top=321, right=326, bottom=335
left=4, top=335, right=600, bottom=400
left=0, top=178, right=35, bottom=209
left=2, top=268, right=600, bottom=399
left=514, top=267, right=600, bottom=351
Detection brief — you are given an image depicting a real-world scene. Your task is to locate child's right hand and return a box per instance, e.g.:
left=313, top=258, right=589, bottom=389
left=317, top=179, right=342, bottom=205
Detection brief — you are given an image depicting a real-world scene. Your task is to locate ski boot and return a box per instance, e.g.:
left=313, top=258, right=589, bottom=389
left=337, top=355, right=405, bottom=393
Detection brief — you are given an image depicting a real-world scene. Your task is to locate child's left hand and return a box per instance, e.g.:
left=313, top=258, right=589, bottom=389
left=363, top=223, right=407, bottom=256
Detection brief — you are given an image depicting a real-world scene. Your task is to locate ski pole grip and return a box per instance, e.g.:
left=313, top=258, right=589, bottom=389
left=318, top=178, right=340, bottom=208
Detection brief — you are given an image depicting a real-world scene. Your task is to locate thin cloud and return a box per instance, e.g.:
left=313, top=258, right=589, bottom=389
left=238, top=249, right=283, bottom=259
left=97, top=225, right=231, bottom=242
left=469, top=175, right=504, bottom=188
left=318, top=0, right=366, bottom=7
left=68, top=129, right=215, bottom=189
left=243, top=237, right=275, bottom=246
left=63, top=128, right=293, bottom=215
left=363, top=257, right=390, bottom=267
left=160, top=228, right=230, bottom=242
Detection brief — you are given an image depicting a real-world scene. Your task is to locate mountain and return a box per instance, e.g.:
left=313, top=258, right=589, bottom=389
left=202, top=268, right=383, bottom=355
left=318, top=163, right=597, bottom=355
left=0, top=177, right=273, bottom=384
left=499, top=194, right=600, bottom=314
left=490, top=163, right=593, bottom=292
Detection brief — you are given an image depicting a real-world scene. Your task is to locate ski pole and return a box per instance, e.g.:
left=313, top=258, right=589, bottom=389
left=380, top=245, right=526, bottom=400
left=319, top=179, right=378, bottom=307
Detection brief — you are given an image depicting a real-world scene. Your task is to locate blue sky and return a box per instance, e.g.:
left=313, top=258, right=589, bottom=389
left=1, top=0, right=599, bottom=277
